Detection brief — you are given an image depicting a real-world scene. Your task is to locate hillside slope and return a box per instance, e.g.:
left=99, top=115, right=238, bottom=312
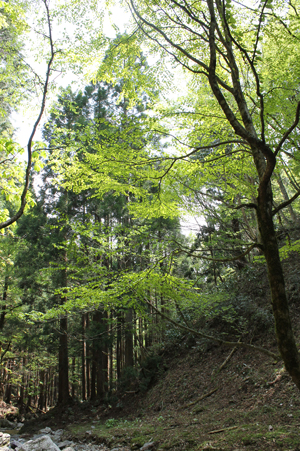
left=19, top=252, right=300, bottom=450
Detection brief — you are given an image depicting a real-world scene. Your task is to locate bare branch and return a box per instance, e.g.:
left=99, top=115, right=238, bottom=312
left=146, top=298, right=279, bottom=360
left=176, top=242, right=258, bottom=262
left=128, top=0, right=235, bottom=94
left=272, top=188, right=300, bottom=216
left=0, top=0, right=55, bottom=230
left=275, top=101, right=300, bottom=156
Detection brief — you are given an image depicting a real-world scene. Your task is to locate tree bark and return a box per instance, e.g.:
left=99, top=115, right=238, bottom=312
left=38, top=370, right=45, bottom=411
left=276, top=174, right=297, bottom=222
left=256, top=179, right=300, bottom=388
left=58, top=316, right=70, bottom=404
left=124, top=309, right=134, bottom=368
left=81, top=313, right=87, bottom=401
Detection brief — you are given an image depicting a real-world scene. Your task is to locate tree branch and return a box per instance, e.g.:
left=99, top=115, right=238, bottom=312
left=275, top=101, right=300, bottom=156
left=175, top=241, right=259, bottom=263
left=145, top=298, right=279, bottom=360
left=0, top=0, right=55, bottom=230
left=272, top=188, right=300, bottom=216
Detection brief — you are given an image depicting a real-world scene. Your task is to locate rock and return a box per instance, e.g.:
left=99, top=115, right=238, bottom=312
left=140, top=442, right=156, bottom=451
left=0, top=418, right=14, bottom=428
left=10, top=440, right=25, bottom=449
left=0, top=432, right=10, bottom=447
left=39, top=426, right=52, bottom=434
left=19, top=435, right=60, bottom=451
left=52, top=429, right=64, bottom=436
left=51, top=431, right=65, bottom=444
left=16, top=423, right=24, bottom=429
left=61, top=448, right=75, bottom=451
left=57, top=440, right=75, bottom=449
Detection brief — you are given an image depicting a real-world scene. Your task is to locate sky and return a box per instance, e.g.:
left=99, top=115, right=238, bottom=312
left=12, top=4, right=131, bottom=147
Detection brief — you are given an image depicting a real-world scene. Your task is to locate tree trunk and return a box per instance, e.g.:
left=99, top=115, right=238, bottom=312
left=58, top=316, right=69, bottom=404
left=276, top=174, right=296, bottom=222
left=257, top=181, right=300, bottom=388
left=38, top=370, right=45, bottom=411
left=117, top=314, right=122, bottom=380
left=0, top=276, right=8, bottom=330
left=81, top=313, right=87, bottom=401
left=124, top=309, right=133, bottom=368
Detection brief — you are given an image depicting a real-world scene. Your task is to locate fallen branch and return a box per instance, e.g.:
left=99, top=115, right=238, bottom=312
left=144, top=298, right=279, bottom=360
left=213, top=338, right=241, bottom=375
left=183, top=388, right=218, bottom=409
left=208, top=425, right=238, bottom=434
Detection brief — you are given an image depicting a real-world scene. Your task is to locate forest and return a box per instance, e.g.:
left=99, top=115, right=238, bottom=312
left=1, top=0, right=300, bottom=442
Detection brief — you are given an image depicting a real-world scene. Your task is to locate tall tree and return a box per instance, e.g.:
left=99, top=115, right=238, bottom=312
left=122, top=0, right=300, bottom=389
left=52, top=2, right=300, bottom=389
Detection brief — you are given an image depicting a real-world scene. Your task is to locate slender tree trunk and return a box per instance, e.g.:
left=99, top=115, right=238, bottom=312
left=38, top=370, right=45, bottom=411
left=58, top=250, right=70, bottom=404
left=117, top=314, right=121, bottom=380
left=71, top=357, right=76, bottom=398
left=82, top=314, right=86, bottom=401
left=58, top=316, right=69, bottom=404
left=44, top=371, right=48, bottom=411
left=86, top=313, right=90, bottom=399
left=109, top=313, right=113, bottom=391
left=276, top=174, right=296, bottom=222
left=90, top=335, right=96, bottom=401
left=0, top=276, right=8, bottom=330
left=124, top=309, right=133, bottom=368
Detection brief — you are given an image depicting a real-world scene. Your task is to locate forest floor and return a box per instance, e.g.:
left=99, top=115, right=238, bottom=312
left=17, top=338, right=300, bottom=451
left=6, top=253, right=300, bottom=450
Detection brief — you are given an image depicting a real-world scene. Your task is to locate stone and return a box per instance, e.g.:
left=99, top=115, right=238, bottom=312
left=39, top=426, right=52, bottom=434
left=51, top=431, right=64, bottom=443
left=19, top=435, right=60, bottom=451
left=140, top=442, right=156, bottom=451
left=58, top=440, right=75, bottom=449
left=61, top=448, right=75, bottom=451
left=0, top=432, right=10, bottom=447
left=10, top=440, right=25, bottom=449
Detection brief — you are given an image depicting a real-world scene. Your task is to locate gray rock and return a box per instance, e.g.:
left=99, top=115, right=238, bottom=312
left=58, top=440, right=75, bottom=449
left=61, top=448, right=75, bottom=451
left=16, top=423, right=24, bottom=429
left=0, top=432, right=10, bottom=447
left=140, top=442, right=155, bottom=451
left=39, top=427, right=52, bottom=434
left=51, top=430, right=64, bottom=443
left=19, top=435, right=60, bottom=451
left=52, top=429, right=64, bottom=436
left=10, top=440, right=25, bottom=449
